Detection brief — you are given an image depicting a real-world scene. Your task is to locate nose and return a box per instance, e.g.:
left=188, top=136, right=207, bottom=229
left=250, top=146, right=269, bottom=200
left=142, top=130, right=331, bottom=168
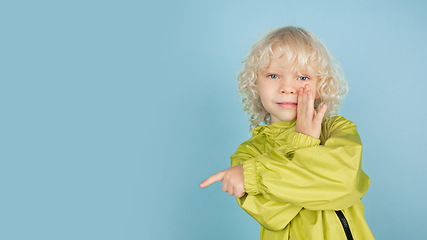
left=279, top=80, right=296, bottom=95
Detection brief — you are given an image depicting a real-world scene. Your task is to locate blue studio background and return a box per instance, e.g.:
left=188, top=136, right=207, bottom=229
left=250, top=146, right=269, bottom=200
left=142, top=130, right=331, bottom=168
left=1, top=1, right=426, bottom=239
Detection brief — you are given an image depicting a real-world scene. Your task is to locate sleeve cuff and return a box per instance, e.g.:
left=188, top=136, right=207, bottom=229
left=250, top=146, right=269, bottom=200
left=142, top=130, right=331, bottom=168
left=286, top=132, right=321, bottom=149
left=243, top=159, right=261, bottom=195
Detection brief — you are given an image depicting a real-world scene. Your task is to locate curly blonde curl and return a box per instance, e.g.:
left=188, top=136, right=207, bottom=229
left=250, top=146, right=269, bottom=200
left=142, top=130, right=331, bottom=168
left=237, top=26, right=348, bottom=131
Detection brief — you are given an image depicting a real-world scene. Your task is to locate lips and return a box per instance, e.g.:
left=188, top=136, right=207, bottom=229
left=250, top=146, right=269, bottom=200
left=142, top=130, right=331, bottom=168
left=276, top=101, right=297, bottom=109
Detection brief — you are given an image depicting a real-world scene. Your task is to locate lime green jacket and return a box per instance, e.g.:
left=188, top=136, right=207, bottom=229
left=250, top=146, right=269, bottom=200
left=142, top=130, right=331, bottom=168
left=230, top=116, right=375, bottom=240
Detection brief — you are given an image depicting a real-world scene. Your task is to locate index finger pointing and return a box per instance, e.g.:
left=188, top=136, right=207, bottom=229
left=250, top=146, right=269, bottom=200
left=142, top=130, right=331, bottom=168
left=200, top=170, right=225, bottom=188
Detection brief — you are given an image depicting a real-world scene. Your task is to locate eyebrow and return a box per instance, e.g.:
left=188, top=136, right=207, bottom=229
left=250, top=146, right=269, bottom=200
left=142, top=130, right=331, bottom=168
left=262, top=68, right=311, bottom=76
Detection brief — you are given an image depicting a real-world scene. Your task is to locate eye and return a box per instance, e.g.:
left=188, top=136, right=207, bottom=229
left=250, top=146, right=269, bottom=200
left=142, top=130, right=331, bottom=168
left=298, top=76, right=309, bottom=81
left=268, top=74, right=279, bottom=79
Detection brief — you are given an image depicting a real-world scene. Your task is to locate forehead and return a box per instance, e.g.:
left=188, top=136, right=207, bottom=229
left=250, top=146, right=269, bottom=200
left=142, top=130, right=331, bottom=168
left=266, top=55, right=310, bottom=73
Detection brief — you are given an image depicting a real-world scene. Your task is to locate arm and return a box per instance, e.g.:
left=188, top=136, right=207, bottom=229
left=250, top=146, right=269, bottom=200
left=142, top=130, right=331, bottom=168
left=200, top=141, right=303, bottom=231
left=230, top=147, right=302, bottom=231
left=243, top=116, right=370, bottom=211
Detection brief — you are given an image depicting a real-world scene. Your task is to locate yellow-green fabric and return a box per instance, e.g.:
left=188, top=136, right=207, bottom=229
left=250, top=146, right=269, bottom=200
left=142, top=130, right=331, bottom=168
left=230, top=116, right=375, bottom=240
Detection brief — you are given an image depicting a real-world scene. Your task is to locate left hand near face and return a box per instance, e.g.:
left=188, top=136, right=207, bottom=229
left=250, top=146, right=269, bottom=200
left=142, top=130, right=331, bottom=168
left=295, top=84, right=327, bottom=139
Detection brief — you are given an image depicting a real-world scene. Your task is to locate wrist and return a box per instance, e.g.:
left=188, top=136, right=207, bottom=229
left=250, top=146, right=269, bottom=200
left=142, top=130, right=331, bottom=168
left=287, top=131, right=321, bottom=148
left=294, top=129, right=320, bottom=139
left=242, top=159, right=261, bottom=195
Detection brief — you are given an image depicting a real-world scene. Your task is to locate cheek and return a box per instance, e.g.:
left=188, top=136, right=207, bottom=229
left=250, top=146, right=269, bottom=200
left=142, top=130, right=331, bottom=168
left=258, top=88, right=270, bottom=109
left=314, top=91, right=320, bottom=99
left=258, top=84, right=269, bottom=100
left=259, top=92, right=268, bottom=107
left=311, top=82, right=320, bottom=99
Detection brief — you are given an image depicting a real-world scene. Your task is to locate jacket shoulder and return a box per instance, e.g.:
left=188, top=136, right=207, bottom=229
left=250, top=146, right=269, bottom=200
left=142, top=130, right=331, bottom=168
left=320, top=116, right=358, bottom=144
left=323, top=115, right=357, bottom=130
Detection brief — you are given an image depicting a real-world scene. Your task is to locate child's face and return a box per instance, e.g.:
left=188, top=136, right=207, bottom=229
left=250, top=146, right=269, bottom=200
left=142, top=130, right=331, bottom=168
left=258, top=57, right=319, bottom=123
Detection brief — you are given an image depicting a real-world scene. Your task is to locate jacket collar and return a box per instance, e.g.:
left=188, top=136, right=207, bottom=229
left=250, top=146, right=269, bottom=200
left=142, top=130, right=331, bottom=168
left=253, top=119, right=297, bottom=138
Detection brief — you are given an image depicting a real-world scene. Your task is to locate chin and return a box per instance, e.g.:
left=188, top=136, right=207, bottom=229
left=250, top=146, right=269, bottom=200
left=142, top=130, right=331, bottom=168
left=280, top=115, right=297, bottom=122
left=272, top=116, right=297, bottom=123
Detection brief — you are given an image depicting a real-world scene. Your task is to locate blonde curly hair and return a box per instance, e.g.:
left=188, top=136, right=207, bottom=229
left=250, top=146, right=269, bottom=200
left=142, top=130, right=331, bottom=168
left=238, top=26, right=348, bottom=131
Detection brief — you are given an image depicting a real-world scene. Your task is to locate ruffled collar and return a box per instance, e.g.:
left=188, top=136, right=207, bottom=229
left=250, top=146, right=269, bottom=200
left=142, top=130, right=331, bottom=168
left=253, top=119, right=297, bottom=138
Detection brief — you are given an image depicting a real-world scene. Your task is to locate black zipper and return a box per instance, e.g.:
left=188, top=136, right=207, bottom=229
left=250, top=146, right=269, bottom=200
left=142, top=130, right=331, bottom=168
left=335, top=210, right=354, bottom=240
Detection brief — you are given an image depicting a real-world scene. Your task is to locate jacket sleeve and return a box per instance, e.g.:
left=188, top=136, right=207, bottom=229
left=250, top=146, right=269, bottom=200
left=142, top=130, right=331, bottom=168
left=241, top=116, right=370, bottom=211
left=231, top=145, right=302, bottom=231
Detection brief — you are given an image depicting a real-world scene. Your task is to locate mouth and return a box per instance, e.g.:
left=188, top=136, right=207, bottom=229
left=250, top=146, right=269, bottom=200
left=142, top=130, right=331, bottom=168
left=276, top=102, right=297, bottom=109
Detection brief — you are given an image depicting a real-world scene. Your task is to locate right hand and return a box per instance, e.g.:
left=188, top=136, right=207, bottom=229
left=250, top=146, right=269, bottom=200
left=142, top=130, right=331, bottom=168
left=200, top=164, right=246, bottom=198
